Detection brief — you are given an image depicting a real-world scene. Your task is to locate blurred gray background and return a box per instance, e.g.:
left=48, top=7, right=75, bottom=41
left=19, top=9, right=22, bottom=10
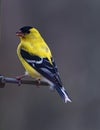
left=0, top=0, right=100, bottom=130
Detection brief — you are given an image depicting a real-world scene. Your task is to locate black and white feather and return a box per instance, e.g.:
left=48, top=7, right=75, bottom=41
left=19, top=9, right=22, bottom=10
left=20, top=49, right=71, bottom=103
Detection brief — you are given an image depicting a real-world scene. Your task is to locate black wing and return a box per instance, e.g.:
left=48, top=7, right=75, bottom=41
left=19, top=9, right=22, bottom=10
left=20, top=49, right=63, bottom=87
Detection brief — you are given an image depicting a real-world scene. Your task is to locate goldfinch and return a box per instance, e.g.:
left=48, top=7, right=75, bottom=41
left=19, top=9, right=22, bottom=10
left=16, top=26, right=71, bottom=103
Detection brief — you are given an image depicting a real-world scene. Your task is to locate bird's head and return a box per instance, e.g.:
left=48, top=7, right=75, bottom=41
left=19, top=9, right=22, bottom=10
left=16, top=26, right=40, bottom=39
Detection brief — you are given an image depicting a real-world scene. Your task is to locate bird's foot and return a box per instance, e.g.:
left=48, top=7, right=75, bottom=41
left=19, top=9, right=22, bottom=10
left=16, top=74, right=27, bottom=86
left=35, top=78, right=41, bottom=87
left=15, top=77, right=21, bottom=86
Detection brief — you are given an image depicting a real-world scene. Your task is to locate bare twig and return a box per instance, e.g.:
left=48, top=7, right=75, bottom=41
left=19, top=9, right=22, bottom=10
left=0, top=75, right=49, bottom=88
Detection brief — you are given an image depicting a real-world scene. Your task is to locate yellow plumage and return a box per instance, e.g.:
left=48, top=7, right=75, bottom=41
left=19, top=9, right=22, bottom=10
left=17, top=27, right=52, bottom=78
left=16, top=26, right=71, bottom=103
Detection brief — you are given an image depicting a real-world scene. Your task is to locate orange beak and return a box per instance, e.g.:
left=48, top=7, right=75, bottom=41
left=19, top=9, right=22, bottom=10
left=16, top=31, right=24, bottom=37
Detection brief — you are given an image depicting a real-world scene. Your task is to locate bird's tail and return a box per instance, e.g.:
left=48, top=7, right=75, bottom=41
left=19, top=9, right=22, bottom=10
left=54, top=85, right=72, bottom=103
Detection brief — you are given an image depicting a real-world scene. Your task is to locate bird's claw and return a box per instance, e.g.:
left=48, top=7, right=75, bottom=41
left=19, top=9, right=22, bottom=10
left=17, top=79, right=21, bottom=86
left=15, top=76, right=22, bottom=86
left=35, top=78, right=41, bottom=87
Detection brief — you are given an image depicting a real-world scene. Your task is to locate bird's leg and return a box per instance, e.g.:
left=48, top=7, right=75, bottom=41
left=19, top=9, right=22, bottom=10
left=16, top=74, right=25, bottom=80
left=16, top=72, right=29, bottom=86
left=35, top=78, right=41, bottom=87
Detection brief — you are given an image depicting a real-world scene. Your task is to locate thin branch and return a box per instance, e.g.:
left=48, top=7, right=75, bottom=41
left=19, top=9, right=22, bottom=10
left=0, top=75, right=49, bottom=88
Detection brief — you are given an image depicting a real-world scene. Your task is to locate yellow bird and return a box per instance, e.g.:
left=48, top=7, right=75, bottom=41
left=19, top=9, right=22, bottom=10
left=16, top=26, right=71, bottom=103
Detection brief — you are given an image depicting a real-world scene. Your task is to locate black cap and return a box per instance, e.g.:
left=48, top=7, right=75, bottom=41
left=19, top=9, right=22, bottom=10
left=20, top=26, right=32, bottom=33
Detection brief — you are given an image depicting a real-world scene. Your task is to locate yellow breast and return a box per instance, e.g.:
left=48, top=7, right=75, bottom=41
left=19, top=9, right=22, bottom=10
left=17, top=44, right=41, bottom=78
